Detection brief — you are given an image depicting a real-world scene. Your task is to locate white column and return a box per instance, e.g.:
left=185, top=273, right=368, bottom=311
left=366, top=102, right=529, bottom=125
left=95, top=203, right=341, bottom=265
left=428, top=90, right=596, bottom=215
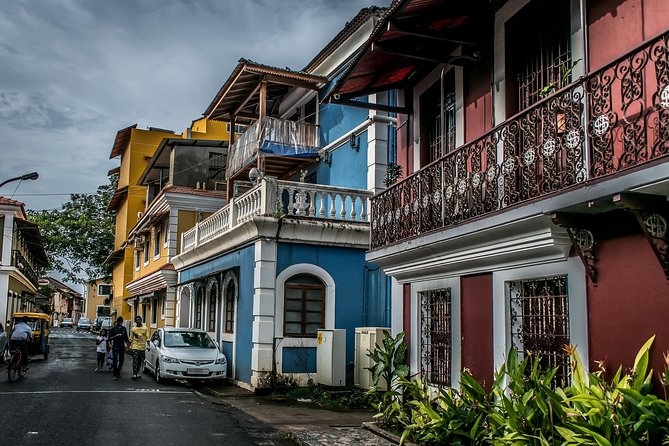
left=250, top=239, right=277, bottom=387
left=0, top=274, right=9, bottom=330
left=1, top=214, right=14, bottom=267
left=367, top=92, right=389, bottom=195
left=164, top=286, right=176, bottom=327
left=390, top=277, right=403, bottom=337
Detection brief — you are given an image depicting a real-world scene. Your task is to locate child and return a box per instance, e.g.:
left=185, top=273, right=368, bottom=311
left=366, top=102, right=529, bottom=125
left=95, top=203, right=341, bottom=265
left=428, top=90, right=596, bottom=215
left=95, top=328, right=108, bottom=372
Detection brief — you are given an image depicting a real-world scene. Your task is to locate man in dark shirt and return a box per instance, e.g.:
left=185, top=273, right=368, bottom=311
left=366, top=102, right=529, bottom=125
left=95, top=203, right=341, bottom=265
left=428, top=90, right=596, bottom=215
left=108, top=317, right=130, bottom=380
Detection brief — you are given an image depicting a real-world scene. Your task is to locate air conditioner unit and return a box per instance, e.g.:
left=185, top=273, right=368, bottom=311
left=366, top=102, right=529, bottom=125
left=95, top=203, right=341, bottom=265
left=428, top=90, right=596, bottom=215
left=355, top=327, right=390, bottom=390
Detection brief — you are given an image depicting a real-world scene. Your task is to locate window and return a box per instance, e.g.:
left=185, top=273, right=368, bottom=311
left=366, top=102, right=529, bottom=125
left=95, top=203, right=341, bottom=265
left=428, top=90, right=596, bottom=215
left=161, top=295, right=166, bottom=316
left=98, top=284, right=112, bottom=296
left=151, top=299, right=157, bottom=325
left=419, top=288, right=452, bottom=387
left=509, top=275, right=570, bottom=386
left=283, top=274, right=325, bottom=337
left=143, top=238, right=149, bottom=264
left=224, top=279, right=235, bottom=334
left=141, top=303, right=147, bottom=323
left=134, top=301, right=139, bottom=320
left=195, top=287, right=204, bottom=329
left=135, top=249, right=141, bottom=270
left=208, top=152, right=227, bottom=179
left=163, top=219, right=169, bottom=246
left=506, top=0, right=572, bottom=114
left=153, top=227, right=161, bottom=258
left=419, top=72, right=456, bottom=166
left=208, top=283, right=217, bottom=332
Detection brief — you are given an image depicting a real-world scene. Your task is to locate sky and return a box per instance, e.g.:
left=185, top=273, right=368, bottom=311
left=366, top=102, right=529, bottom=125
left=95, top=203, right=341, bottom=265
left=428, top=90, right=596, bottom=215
left=0, top=0, right=391, bottom=211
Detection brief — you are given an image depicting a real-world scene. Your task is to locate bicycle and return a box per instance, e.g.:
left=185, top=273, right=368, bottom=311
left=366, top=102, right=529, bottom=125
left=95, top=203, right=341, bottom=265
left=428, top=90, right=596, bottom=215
left=7, top=345, right=26, bottom=382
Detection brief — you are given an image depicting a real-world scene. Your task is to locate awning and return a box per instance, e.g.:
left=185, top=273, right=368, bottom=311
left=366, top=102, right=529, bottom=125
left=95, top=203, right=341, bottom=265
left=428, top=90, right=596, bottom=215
left=107, top=186, right=128, bottom=212
left=14, top=218, right=48, bottom=266
left=109, top=124, right=137, bottom=159
left=325, top=0, right=488, bottom=101
left=204, top=59, right=328, bottom=122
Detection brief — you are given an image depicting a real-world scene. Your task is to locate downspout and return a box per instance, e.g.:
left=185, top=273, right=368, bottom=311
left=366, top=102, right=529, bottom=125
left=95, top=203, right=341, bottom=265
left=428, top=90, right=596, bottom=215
left=440, top=66, right=446, bottom=156
left=318, top=115, right=397, bottom=156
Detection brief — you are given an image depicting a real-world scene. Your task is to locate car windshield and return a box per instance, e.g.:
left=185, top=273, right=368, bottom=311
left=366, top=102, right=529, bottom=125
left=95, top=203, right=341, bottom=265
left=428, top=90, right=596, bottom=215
left=163, top=331, right=215, bottom=349
left=79, top=319, right=90, bottom=324
left=63, top=318, right=72, bottom=322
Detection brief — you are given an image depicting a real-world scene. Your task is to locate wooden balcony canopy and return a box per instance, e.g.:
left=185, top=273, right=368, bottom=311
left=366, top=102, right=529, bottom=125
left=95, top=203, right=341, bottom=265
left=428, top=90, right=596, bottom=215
left=109, top=124, right=137, bottom=159
left=14, top=218, right=48, bottom=267
left=325, top=0, right=489, bottom=103
left=204, top=59, right=328, bottom=122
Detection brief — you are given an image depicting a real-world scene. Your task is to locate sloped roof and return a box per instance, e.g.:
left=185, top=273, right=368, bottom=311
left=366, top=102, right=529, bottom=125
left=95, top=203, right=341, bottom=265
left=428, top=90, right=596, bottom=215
left=41, top=276, right=82, bottom=297
left=109, top=124, right=137, bottom=159
left=106, top=185, right=128, bottom=212
left=0, top=196, right=25, bottom=207
left=15, top=218, right=49, bottom=267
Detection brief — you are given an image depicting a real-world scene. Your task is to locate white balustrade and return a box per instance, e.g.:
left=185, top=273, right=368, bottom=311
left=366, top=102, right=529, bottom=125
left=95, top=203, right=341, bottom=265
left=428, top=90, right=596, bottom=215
left=180, top=178, right=373, bottom=254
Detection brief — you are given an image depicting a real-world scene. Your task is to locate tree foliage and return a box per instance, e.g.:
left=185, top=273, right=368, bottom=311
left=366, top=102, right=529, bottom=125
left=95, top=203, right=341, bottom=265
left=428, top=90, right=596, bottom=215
left=28, top=175, right=117, bottom=283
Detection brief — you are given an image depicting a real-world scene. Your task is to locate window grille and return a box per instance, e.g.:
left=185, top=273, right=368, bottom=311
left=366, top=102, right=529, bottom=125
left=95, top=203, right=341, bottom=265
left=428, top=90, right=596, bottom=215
left=509, top=276, right=570, bottom=386
left=208, top=284, right=217, bottom=332
left=195, top=287, right=203, bottom=329
left=419, top=288, right=452, bottom=386
left=225, top=280, right=236, bottom=334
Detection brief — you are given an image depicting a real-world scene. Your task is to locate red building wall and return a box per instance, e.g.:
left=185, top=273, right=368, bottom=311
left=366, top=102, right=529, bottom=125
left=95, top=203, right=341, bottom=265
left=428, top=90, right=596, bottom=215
left=588, top=0, right=669, bottom=70
left=460, top=273, right=494, bottom=388
left=587, top=213, right=669, bottom=382
left=464, top=63, right=493, bottom=144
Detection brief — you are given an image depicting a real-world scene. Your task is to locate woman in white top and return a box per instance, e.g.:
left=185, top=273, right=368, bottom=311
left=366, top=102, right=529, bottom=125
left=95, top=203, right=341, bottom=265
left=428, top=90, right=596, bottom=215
left=95, top=328, right=108, bottom=372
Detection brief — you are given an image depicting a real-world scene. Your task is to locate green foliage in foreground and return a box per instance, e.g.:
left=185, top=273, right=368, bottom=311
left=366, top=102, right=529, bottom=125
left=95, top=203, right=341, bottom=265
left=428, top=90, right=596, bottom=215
left=370, top=336, right=669, bottom=445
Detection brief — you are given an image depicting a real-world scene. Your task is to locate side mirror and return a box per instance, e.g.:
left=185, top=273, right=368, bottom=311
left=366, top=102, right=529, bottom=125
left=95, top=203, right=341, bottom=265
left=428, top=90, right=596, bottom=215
left=153, top=339, right=160, bottom=348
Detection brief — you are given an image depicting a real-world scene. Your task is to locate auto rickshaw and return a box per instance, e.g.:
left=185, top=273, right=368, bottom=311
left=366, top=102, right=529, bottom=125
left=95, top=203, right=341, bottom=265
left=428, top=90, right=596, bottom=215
left=11, top=312, right=50, bottom=360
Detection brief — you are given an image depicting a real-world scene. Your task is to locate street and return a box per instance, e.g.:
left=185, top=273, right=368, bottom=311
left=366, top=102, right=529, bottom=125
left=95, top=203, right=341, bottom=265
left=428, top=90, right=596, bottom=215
left=0, top=327, right=291, bottom=446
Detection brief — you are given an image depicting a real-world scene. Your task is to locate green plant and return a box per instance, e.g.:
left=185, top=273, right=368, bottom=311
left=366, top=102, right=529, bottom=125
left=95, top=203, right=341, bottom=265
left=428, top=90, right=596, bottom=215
left=367, top=330, right=409, bottom=390
left=384, top=163, right=404, bottom=187
left=539, top=58, right=582, bottom=98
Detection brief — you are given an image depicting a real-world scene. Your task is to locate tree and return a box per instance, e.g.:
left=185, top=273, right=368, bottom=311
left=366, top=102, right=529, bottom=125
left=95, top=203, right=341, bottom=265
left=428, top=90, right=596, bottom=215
left=29, top=175, right=117, bottom=283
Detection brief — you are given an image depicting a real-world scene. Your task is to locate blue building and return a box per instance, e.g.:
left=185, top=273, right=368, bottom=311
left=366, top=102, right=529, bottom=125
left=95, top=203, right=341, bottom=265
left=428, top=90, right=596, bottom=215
left=171, top=7, right=396, bottom=389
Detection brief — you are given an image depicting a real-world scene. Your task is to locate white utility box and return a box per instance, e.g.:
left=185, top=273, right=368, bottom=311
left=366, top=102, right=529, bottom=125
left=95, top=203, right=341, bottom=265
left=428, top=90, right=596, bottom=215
left=316, top=329, right=346, bottom=386
left=354, top=327, right=390, bottom=390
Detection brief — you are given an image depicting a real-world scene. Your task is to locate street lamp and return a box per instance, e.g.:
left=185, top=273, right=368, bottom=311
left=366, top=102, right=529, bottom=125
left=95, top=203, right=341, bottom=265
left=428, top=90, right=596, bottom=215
left=0, top=172, right=39, bottom=189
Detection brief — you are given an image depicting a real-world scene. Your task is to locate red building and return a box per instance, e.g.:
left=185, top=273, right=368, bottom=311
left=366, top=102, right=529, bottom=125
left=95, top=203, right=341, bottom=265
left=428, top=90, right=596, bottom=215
left=329, top=0, right=669, bottom=388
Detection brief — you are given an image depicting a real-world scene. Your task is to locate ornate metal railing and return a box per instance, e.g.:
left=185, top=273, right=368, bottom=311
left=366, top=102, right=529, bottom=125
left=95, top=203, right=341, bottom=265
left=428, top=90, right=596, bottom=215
left=181, top=178, right=372, bottom=254
left=12, top=250, right=39, bottom=287
left=371, top=31, right=669, bottom=249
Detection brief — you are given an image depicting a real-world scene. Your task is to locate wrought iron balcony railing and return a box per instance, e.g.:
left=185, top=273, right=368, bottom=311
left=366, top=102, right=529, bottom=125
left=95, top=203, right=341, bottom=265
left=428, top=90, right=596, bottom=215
left=371, top=30, right=669, bottom=249
left=12, top=249, right=39, bottom=287
left=181, top=178, right=373, bottom=253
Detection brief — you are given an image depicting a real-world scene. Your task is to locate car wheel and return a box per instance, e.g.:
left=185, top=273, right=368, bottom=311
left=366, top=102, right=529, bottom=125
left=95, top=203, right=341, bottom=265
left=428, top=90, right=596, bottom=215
left=155, top=360, right=162, bottom=384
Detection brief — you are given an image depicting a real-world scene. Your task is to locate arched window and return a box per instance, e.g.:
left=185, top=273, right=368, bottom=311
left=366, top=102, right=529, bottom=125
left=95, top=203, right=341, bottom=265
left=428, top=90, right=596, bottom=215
left=224, top=280, right=235, bottom=334
left=195, top=286, right=204, bottom=329
left=208, top=283, right=218, bottom=332
left=284, top=274, right=325, bottom=337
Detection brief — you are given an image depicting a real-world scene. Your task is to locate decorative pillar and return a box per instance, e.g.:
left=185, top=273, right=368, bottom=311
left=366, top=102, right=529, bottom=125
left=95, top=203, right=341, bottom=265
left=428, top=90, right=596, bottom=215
left=250, top=239, right=277, bottom=387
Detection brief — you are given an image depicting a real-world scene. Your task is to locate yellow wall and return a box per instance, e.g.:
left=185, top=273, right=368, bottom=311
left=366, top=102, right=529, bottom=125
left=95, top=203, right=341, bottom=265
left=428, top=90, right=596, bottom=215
left=184, top=118, right=235, bottom=141
left=86, top=279, right=112, bottom=322
left=110, top=128, right=179, bottom=320
left=132, top=222, right=170, bottom=280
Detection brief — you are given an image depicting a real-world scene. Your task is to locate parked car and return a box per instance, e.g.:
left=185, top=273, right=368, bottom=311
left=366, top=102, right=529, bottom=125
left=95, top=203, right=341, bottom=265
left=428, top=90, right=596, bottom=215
left=144, top=328, right=227, bottom=383
left=76, top=318, right=91, bottom=331
left=100, top=318, right=112, bottom=332
left=61, top=317, right=74, bottom=328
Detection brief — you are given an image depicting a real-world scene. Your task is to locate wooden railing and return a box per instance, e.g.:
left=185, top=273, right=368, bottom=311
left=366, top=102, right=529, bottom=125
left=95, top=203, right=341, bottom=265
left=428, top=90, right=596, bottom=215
left=181, top=178, right=373, bottom=253
left=371, top=31, right=669, bottom=249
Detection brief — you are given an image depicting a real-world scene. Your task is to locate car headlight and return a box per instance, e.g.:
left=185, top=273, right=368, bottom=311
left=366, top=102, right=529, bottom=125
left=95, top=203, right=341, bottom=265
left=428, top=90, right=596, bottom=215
left=161, top=355, right=179, bottom=364
left=215, top=357, right=227, bottom=365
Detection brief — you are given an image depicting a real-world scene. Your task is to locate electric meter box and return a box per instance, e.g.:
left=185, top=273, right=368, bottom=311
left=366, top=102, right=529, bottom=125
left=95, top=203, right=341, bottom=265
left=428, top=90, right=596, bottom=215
left=316, top=329, right=346, bottom=386
left=354, top=327, right=390, bottom=390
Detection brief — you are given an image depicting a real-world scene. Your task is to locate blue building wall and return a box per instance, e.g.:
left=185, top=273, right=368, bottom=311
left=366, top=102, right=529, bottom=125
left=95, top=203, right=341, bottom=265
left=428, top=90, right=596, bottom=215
left=282, top=347, right=317, bottom=374
left=179, top=244, right=255, bottom=383
left=276, top=242, right=389, bottom=381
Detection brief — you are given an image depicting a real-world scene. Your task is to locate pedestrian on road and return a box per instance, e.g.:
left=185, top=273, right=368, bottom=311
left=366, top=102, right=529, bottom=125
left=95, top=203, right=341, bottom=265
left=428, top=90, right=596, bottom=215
left=130, top=316, right=149, bottom=379
left=108, top=317, right=130, bottom=380
left=95, top=328, right=108, bottom=371
left=0, top=324, right=7, bottom=364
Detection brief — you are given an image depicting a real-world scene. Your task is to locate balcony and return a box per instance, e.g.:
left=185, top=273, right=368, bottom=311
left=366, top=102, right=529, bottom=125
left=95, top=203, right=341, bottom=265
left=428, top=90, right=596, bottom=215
left=371, top=31, right=669, bottom=249
left=12, top=250, right=39, bottom=287
left=227, top=116, right=320, bottom=181
left=181, top=178, right=373, bottom=253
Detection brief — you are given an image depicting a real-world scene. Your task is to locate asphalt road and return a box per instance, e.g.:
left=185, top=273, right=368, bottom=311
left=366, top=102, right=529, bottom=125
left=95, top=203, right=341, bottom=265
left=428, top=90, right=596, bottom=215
left=0, top=327, right=292, bottom=446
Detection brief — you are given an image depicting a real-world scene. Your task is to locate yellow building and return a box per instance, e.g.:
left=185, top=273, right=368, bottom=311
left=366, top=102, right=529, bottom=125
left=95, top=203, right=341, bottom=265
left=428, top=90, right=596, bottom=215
left=122, top=119, right=234, bottom=332
left=85, top=278, right=112, bottom=323
left=105, top=125, right=180, bottom=321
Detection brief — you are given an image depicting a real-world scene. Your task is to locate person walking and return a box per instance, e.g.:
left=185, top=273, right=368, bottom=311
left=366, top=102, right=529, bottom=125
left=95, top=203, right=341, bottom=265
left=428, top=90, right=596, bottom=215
left=130, top=316, right=149, bottom=379
left=108, top=317, right=130, bottom=380
left=95, top=328, right=108, bottom=372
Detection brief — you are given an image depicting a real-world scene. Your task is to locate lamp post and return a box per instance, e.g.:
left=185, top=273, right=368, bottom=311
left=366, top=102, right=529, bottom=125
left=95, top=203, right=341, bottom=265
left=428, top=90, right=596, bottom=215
left=0, top=172, right=39, bottom=189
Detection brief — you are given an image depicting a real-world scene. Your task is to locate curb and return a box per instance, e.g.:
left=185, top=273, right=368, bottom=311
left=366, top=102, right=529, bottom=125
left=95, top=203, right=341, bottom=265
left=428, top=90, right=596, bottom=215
left=361, top=422, right=419, bottom=446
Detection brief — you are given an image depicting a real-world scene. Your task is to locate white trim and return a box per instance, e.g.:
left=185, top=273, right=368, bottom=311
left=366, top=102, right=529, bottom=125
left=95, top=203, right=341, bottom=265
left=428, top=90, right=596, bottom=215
left=410, top=278, right=461, bottom=388
left=221, top=270, right=239, bottom=380
left=274, top=263, right=336, bottom=339
left=274, top=263, right=336, bottom=375
left=491, top=257, right=589, bottom=378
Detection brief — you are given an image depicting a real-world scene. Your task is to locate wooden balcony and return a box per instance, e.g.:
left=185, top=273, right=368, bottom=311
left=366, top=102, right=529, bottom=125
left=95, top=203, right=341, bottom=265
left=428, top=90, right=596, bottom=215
left=181, top=178, right=373, bottom=254
left=12, top=249, right=39, bottom=287
left=371, top=31, right=669, bottom=250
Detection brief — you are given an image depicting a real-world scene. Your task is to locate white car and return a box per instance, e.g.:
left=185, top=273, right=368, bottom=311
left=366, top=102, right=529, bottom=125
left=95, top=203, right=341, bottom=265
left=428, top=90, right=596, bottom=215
left=144, top=327, right=227, bottom=383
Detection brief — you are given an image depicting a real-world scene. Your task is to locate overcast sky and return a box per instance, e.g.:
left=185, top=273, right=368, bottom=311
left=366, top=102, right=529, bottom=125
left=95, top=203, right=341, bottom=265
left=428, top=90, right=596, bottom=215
left=0, top=0, right=390, bottom=211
